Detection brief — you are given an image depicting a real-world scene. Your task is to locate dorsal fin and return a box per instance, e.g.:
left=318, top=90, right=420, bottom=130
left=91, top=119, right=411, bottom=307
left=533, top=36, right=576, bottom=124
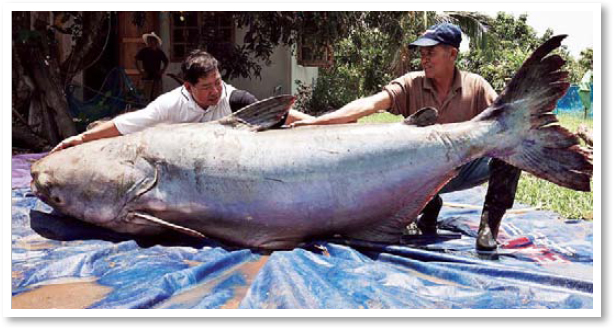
left=217, top=95, right=295, bottom=131
left=403, top=107, right=438, bottom=126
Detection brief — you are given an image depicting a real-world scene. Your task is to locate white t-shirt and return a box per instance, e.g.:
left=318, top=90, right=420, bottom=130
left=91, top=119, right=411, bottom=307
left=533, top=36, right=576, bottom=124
left=114, top=82, right=237, bottom=135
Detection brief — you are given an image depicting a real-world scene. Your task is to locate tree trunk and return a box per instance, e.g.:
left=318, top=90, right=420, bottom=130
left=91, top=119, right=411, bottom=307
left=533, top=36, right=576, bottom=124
left=25, top=41, right=77, bottom=140
left=13, top=12, right=77, bottom=144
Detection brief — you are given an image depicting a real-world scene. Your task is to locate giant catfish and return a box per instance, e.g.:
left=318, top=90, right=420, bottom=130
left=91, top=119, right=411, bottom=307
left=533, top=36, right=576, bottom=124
left=31, top=35, right=592, bottom=249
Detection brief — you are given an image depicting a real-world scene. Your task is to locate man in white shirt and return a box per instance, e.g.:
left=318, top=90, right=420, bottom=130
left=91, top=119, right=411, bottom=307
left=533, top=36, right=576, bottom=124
left=52, top=50, right=313, bottom=152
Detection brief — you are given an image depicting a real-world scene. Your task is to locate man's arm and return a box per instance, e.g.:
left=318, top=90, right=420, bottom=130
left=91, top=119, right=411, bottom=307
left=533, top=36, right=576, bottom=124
left=229, top=90, right=258, bottom=113
left=135, top=48, right=145, bottom=76
left=135, top=60, right=146, bottom=77
left=50, top=120, right=122, bottom=153
left=291, top=91, right=391, bottom=127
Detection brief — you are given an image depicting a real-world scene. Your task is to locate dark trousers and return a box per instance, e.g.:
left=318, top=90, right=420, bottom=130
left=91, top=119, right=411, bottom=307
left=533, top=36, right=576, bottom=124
left=438, top=157, right=521, bottom=210
left=142, top=78, right=163, bottom=103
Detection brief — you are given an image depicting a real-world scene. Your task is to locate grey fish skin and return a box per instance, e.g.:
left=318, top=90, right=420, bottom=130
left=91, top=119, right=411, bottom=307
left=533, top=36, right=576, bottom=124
left=31, top=35, right=592, bottom=250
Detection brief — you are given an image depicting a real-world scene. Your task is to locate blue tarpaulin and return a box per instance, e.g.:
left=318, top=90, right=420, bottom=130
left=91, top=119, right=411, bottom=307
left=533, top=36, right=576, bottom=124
left=556, top=84, right=593, bottom=117
left=11, top=153, right=593, bottom=309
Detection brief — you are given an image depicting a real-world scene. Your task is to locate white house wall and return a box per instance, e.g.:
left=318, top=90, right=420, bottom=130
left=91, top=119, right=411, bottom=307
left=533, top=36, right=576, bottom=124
left=228, top=27, right=319, bottom=100
left=291, top=52, right=319, bottom=96
left=159, top=13, right=177, bottom=92
left=228, top=27, right=291, bottom=100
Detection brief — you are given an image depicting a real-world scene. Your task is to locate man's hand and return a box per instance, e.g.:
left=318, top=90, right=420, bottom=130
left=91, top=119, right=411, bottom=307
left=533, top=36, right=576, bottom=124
left=50, top=134, right=85, bottom=154
left=49, top=120, right=122, bottom=154
left=288, top=118, right=318, bottom=128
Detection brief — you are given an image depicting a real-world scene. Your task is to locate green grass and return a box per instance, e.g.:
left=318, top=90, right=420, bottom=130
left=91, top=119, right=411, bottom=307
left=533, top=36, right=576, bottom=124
left=556, top=111, right=593, bottom=133
left=516, top=174, right=593, bottom=220
left=358, top=111, right=404, bottom=124
left=358, top=111, right=593, bottom=220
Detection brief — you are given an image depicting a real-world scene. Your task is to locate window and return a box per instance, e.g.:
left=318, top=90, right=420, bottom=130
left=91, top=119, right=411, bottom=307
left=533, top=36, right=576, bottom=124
left=297, top=33, right=333, bottom=67
left=202, top=13, right=234, bottom=45
left=170, top=12, right=235, bottom=62
left=170, top=12, right=200, bottom=61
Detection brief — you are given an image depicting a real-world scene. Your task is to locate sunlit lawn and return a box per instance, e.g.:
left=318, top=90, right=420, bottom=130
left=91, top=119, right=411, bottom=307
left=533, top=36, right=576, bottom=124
left=358, top=111, right=593, bottom=220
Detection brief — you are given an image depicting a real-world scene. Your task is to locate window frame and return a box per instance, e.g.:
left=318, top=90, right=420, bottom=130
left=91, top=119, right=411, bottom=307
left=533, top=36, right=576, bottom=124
left=296, top=34, right=333, bottom=68
left=169, top=12, right=235, bottom=62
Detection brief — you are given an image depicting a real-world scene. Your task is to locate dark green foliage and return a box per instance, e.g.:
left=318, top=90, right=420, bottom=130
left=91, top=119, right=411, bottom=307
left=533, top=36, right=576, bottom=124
left=578, top=48, right=593, bottom=72
left=294, top=11, right=592, bottom=114
left=458, top=12, right=592, bottom=92
left=457, top=13, right=543, bottom=92
left=293, top=11, right=437, bottom=114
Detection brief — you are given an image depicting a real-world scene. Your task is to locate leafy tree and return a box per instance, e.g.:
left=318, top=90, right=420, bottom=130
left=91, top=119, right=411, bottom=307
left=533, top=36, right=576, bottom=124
left=579, top=48, right=593, bottom=72
left=457, top=13, right=543, bottom=92
left=13, top=12, right=109, bottom=151
left=296, top=12, right=424, bottom=113
left=458, top=13, right=587, bottom=91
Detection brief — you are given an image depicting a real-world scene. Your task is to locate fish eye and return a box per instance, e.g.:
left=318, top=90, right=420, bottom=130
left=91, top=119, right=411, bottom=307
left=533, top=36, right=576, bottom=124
left=52, top=196, right=62, bottom=204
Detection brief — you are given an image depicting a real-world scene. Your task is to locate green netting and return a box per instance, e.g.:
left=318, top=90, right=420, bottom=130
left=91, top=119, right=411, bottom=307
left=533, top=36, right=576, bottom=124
left=66, top=67, right=149, bottom=132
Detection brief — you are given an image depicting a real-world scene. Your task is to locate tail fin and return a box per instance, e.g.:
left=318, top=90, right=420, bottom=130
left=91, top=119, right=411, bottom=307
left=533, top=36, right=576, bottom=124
left=479, top=35, right=592, bottom=191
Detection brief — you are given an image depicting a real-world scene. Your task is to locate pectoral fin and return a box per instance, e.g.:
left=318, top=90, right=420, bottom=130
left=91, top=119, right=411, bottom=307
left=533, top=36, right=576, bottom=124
left=130, top=212, right=206, bottom=239
left=124, top=157, right=159, bottom=202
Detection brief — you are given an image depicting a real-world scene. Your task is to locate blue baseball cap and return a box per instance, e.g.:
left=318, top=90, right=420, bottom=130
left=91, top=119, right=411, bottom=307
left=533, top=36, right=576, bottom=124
left=409, top=23, right=462, bottom=49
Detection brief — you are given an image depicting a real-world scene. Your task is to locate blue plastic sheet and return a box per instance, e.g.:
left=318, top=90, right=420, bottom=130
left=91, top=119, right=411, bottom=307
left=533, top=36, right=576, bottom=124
left=556, top=84, right=593, bottom=117
left=11, top=153, right=593, bottom=309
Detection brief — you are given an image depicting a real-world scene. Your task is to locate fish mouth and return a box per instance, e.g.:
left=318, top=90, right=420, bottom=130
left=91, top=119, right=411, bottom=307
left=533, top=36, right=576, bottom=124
left=30, top=175, right=52, bottom=204
left=30, top=182, right=50, bottom=204
left=30, top=180, right=49, bottom=203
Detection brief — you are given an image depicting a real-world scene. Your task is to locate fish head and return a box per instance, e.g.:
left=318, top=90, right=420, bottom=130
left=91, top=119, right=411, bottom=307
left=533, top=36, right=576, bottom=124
left=30, top=150, right=154, bottom=226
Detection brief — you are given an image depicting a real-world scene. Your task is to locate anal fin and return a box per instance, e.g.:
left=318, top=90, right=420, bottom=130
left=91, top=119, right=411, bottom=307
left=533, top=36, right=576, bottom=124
left=343, top=200, right=427, bottom=244
left=343, top=213, right=412, bottom=244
